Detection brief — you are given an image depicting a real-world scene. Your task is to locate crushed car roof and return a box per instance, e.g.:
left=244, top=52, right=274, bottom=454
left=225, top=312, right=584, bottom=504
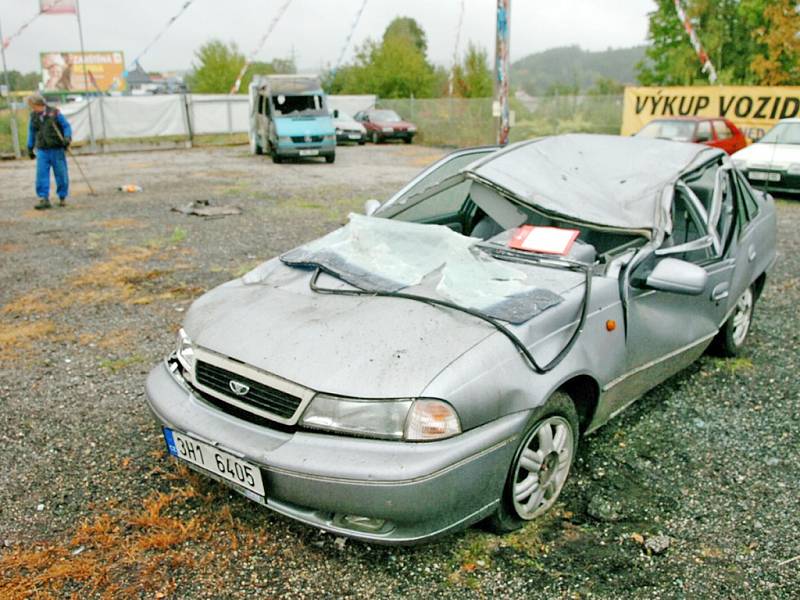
left=468, top=134, right=726, bottom=235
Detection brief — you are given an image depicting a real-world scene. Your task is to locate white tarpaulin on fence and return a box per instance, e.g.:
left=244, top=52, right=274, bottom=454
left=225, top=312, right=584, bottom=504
left=56, top=93, right=377, bottom=145
left=61, top=95, right=189, bottom=142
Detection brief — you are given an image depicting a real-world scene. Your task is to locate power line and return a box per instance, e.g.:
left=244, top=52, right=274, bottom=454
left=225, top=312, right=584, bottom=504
left=448, top=0, right=466, bottom=96
left=129, top=0, right=198, bottom=68
left=333, top=0, right=369, bottom=73
left=229, top=0, right=294, bottom=94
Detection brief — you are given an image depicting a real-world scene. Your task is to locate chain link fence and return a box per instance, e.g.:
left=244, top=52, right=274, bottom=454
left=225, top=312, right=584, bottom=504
left=0, top=97, right=26, bottom=158
left=377, top=94, right=624, bottom=147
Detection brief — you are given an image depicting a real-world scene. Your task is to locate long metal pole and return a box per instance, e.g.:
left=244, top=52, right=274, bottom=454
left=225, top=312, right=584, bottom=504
left=495, top=0, right=510, bottom=145
left=74, top=0, right=97, bottom=152
left=0, top=17, right=22, bottom=158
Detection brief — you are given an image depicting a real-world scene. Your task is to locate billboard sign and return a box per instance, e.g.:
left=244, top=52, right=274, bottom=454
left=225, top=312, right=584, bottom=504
left=40, top=0, right=77, bottom=14
left=622, top=86, right=800, bottom=142
left=41, top=51, right=126, bottom=92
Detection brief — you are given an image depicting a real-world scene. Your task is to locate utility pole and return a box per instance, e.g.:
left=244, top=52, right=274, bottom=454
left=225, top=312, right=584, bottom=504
left=0, top=17, right=22, bottom=158
left=495, top=0, right=510, bottom=145
left=75, top=0, right=97, bottom=151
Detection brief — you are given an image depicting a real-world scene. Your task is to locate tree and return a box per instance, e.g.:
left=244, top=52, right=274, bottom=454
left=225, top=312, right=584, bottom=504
left=187, top=40, right=245, bottom=93
left=638, top=0, right=800, bottom=86
left=5, top=70, right=40, bottom=92
left=187, top=40, right=295, bottom=93
left=587, top=76, right=625, bottom=96
left=383, top=17, right=427, bottom=54
left=323, top=19, right=436, bottom=98
left=749, top=0, right=800, bottom=84
left=452, top=42, right=493, bottom=98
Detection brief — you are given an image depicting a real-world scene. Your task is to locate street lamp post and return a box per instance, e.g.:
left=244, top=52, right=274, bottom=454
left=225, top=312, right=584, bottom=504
left=0, top=17, right=22, bottom=158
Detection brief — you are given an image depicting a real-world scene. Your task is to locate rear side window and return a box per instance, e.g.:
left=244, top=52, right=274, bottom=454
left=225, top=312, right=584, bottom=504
left=696, top=121, right=713, bottom=142
left=713, top=120, right=733, bottom=140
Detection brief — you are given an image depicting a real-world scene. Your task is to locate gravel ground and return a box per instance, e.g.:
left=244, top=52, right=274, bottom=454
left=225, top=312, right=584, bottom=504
left=0, top=144, right=798, bottom=599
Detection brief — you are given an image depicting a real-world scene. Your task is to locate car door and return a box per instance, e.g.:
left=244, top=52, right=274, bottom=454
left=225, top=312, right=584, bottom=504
left=615, top=164, right=737, bottom=400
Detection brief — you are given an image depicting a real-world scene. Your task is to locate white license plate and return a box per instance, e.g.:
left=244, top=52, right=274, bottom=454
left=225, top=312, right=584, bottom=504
left=749, top=171, right=781, bottom=182
left=298, top=149, right=319, bottom=156
left=348, top=134, right=361, bottom=140
left=163, top=428, right=265, bottom=497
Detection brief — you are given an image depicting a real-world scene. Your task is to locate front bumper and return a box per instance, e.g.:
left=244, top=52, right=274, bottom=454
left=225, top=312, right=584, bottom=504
left=335, top=130, right=365, bottom=143
left=376, top=130, right=415, bottom=141
left=275, top=140, right=335, bottom=158
left=145, top=361, right=525, bottom=544
left=743, top=169, right=800, bottom=195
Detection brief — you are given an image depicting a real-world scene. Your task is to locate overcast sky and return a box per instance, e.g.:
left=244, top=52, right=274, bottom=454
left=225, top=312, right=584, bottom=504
left=2, top=0, right=655, bottom=74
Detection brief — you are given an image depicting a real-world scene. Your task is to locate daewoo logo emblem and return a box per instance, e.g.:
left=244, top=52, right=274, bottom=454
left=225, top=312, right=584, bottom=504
left=229, top=380, right=250, bottom=396
left=304, top=134, right=311, bottom=142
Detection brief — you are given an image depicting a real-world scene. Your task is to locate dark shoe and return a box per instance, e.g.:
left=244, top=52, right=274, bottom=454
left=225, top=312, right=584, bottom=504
left=34, top=199, right=52, bottom=210
left=58, top=198, right=66, bottom=207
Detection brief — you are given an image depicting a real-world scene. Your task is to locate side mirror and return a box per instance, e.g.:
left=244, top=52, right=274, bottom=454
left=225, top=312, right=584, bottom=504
left=645, top=258, right=708, bottom=296
left=333, top=109, right=339, bottom=119
left=364, top=199, right=381, bottom=216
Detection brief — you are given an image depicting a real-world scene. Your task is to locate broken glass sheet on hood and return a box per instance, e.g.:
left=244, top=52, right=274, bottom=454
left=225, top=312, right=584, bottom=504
left=279, top=214, right=571, bottom=324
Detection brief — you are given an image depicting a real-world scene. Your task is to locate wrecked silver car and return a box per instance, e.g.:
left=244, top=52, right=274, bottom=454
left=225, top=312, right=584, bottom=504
left=145, top=134, right=777, bottom=544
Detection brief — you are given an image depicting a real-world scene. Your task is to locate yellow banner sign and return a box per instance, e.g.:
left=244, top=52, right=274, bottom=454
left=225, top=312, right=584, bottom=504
left=622, top=86, right=800, bottom=140
left=41, top=51, right=126, bottom=93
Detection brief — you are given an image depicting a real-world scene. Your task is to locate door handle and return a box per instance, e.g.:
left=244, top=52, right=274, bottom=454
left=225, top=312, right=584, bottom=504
left=711, top=284, right=729, bottom=302
left=748, top=245, right=757, bottom=262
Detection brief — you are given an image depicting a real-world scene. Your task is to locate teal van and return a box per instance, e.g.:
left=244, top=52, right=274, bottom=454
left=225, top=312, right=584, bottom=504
left=249, top=75, right=336, bottom=164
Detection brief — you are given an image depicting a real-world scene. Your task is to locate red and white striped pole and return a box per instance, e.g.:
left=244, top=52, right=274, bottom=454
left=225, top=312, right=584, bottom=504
left=673, top=0, right=718, bottom=84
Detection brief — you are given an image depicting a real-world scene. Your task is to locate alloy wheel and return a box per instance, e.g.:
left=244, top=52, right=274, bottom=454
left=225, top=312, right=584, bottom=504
left=511, top=416, right=574, bottom=520
left=731, top=287, right=754, bottom=347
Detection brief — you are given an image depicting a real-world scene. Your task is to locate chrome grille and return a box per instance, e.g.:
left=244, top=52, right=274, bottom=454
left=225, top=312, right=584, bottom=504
left=195, top=360, right=302, bottom=419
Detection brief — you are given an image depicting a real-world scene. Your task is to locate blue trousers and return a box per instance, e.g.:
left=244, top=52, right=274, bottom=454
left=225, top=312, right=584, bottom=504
left=35, top=148, right=69, bottom=200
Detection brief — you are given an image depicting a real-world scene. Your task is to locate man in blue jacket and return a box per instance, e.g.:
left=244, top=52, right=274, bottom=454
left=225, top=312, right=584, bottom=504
left=26, top=94, right=72, bottom=210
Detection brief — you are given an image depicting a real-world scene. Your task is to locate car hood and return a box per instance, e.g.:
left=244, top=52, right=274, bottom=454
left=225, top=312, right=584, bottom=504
left=182, top=261, right=499, bottom=399
left=334, top=118, right=365, bottom=132
left=374, top=120, right=415, bottom=129
left=274, top=116, right=335, bottom=137
left=733, top=142, right=800, bottom=168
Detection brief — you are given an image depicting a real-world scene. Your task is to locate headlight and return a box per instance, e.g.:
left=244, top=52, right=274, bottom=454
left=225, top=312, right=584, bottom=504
left=301, top=395, right=461, bottom=441
left=323, top=135, right=335, bottom=142
left=788, top=163, right=800, bottom=175
left=382, top=126, right=393, bottom=133
left=278, top=136, right=292, bottom=144
left=408, top=126, right=417, bottom=132
left=335, top=128, right=342, bottom=134
left=176, top=328, right=195, bottom=373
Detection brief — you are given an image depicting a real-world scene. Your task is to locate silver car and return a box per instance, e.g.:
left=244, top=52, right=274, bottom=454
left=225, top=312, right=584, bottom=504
left=145, top=134, right=777, bottom=544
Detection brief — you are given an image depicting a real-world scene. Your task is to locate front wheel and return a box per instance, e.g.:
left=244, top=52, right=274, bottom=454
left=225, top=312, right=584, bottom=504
left=250, top=133, right=263, bottom=155
left=487, top=392, right=578, bottom=533
left=711, top=285, right=755, bottom=357
left=325, top=154, right=335, bottom=164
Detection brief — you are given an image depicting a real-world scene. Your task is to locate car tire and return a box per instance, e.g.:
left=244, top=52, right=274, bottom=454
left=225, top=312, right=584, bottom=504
left=325, top=154, right=336, bottom=164
left=271, top=153, right=282, bottom=164
left=711, top=285, right=755, bottom=357
left=403, top=137, right=413, bottom=144
left=371, top=131, right=381, bottom=144
left=486, top=392, right=578, bottom=534
left=358, top=139, right=366, bottom=146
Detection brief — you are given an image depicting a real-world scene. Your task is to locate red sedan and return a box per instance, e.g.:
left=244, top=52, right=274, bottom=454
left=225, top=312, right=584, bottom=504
left=354, top=109, right=417, bottom=144
left=635, top=116, right=747, bottom=155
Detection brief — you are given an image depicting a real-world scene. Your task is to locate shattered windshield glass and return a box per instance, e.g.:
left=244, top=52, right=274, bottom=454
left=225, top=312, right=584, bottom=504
left=279, top=214, right=583, bottom=324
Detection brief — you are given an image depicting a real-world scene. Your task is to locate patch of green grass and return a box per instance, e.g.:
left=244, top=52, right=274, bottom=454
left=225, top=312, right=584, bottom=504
left=714, top=356, right=754, bottom=374
left=99, top=355, right=145, bottom=372
left=169, top=227, right=188, bottom=244
left=231, top=260, right=262, bottom=278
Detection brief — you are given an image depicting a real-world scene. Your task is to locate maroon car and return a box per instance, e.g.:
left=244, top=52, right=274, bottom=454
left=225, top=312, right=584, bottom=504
left=354, top=109, right=417, bottom=144
left=636, top=116, right=748, bottom=155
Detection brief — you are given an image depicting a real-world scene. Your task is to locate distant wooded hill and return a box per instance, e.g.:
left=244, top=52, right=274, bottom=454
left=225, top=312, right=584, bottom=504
left=512, top=45, right=646, bottom=95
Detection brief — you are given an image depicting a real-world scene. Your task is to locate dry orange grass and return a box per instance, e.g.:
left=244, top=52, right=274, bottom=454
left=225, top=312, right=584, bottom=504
left=89, top=218, right=145, bottom=230
left=0, top=463, right=273, bottom=598
left=0, top=320, right=56, bottom=360
left=0, top=242, right=23, bottom=253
